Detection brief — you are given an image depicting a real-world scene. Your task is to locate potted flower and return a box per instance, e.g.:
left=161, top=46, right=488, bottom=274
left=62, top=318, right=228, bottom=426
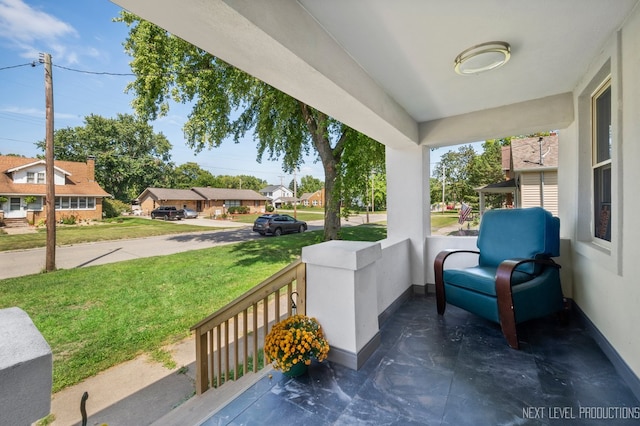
left=264, top=314, right=330, bottom=377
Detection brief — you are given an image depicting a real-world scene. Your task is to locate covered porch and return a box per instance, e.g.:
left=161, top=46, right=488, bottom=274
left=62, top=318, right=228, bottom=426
left=104, top=0, right=640, bottom=423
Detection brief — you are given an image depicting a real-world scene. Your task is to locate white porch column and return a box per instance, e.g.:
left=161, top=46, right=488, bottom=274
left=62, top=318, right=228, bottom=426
left=0, top=307, right=52, bottom=425
left=386, top=144, right=431, bottom=289
left=302, top=240, right=382, bottom=370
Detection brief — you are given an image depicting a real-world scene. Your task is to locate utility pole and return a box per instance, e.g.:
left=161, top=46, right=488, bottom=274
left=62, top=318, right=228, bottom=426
left=441, top=164, right=446, bottom=214
left=293, top=170, right=297, bottom=219
left=371, top=171, right=375, bottom=213
left=42, top=52, right=56, bottom=272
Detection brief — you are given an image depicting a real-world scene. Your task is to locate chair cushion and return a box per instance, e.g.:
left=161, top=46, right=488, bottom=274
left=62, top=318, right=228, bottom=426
left=444, top=266, right=535, bottom=296
left=477, top=207, right=560, bottom=274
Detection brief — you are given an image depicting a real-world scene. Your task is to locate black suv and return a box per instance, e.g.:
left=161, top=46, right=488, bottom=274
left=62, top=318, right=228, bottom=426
left=150, top=206, right=183, bottom=220
left=253, top=214, right=307, bottom=236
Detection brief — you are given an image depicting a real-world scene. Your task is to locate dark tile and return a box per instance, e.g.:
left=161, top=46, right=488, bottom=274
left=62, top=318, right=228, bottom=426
left=202, top=295, right=640, bottom=425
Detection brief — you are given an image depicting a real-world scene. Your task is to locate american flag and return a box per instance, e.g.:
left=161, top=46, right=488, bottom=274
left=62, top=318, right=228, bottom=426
left=458, top=203, right=472, bottom=225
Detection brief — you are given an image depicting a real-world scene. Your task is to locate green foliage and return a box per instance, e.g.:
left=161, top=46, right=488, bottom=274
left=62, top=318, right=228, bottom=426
left=117, top=12, right=384, bottom=241
left=24, top=196, right=37, bottom=204
left=337, top=131, right=386, bottom=215
left=36, top=114, right=174, bottom=202
left=59, top=215, right=77, bottom=225
left=227, top=206, right=249, bottom=214
left=0, top=196, right=7, bottom=204
left=103, top=198, right=131, bottom=218
left=265, top=204, right=275, bottom=212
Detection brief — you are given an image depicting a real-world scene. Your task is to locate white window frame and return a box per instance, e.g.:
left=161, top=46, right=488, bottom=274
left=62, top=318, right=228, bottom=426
left=575, top=39, right=622, bottom=275
left=592, top=78, right=612, bottom=243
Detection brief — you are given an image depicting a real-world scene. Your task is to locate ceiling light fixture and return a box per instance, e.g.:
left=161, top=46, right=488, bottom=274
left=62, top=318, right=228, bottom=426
left=454, top=41, right=511, bottom=75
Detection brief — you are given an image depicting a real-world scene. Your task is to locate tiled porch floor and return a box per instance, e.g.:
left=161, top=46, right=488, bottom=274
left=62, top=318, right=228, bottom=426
left=202, top=295, right=639, bottom=425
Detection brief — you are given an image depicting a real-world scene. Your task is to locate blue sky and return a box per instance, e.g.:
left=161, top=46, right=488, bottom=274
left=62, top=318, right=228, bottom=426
left=0, top=0, right=330, bottom=184
left=0, top=0, right=462, bottom=185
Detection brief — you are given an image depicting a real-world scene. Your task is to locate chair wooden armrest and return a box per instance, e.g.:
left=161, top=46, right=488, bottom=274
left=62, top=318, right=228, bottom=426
left=434, top=249, right=480, bottom=314
left=496, top=258, right=561, bottom=349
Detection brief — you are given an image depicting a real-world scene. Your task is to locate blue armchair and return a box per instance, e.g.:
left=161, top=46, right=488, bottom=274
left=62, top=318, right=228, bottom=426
left=434, top=207, right=564, bottom=349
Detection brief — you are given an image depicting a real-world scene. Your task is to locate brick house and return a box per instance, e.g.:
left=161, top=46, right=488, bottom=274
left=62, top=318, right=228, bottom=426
left=0, top=155, right=110, bottom=224
left=137, top=187, right=268, bottom=217
left=300, top=188, right=325, bottom=207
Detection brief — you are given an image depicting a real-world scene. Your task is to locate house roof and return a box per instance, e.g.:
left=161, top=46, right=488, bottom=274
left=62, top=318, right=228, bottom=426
left=259, top=185, right=288, bottom=193
left=6, top=159, right=71, bottom=176
left=138, top=187, right=205, bottom=201
left=299, top=193, right=313, bottom=201
left=192, top=187, right=268, bottom=201
left=511, top=134, right=559, bottom=171
left=0, top=155, right=110, bottom=197
left=476, top=179, right=517, bottom=194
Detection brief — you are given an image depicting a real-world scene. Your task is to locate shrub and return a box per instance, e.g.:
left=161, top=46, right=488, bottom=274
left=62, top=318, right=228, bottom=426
left=265, top=205, right=274, bottom=212
left=102, top=199, right=130, bottom=219
left=60, top=215, right=77, bottom=225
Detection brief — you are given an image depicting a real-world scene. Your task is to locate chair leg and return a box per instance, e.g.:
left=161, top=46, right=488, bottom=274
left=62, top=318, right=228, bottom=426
left=434, top=254, right=446, bottom=315
left=499, top=310, right=519, bottom=349
left=496, top=265, right=519, bottom=349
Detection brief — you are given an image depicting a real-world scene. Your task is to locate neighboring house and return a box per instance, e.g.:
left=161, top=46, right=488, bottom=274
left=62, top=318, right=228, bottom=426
left=0, top=155, right=110, bottom=224
left=510, top=134, right=559, bottom=215
left=476, top=134, right=559, bottom=216
left=259, top=185, right=294, bottom=208
left=136, top=187, right=268, bottom=217
left=137, top=187, right=205, bottom=215
left=191, top=187, right=268, bottom=216
left=300, top=189, right=325, bottom=207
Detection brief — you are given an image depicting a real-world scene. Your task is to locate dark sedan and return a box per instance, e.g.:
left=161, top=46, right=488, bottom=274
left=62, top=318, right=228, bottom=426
left=252, top=214, right=307, bottom=236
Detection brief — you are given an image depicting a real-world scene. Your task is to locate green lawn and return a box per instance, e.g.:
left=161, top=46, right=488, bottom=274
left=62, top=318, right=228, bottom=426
left=0, top=217, right=217, bottom=252
left=0, top=224, right=386, bottom=393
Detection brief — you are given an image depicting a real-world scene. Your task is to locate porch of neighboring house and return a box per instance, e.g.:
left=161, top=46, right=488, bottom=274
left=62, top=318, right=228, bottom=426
left=168, top=295, right=640, bottom=425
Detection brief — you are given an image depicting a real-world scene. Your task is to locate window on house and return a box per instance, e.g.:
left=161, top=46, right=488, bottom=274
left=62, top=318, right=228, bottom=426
left=225, top=200, right=240, bottom=207
left=37, top=172, right=45, bottom=184
left=27, top=172, right=35, bottom=183
left=55, top=196, right=96, bottom=209
left=592, top=79, right=611, bottom=242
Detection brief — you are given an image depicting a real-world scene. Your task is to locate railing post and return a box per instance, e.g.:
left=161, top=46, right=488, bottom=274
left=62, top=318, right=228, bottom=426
left=194, top=328, right=208, bottom=395
left=296, top=262, right=306, bottom=315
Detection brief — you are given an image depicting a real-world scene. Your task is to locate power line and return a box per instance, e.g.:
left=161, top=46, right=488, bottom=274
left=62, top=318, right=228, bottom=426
left=0, top=62, right=39, bottom=72
left=52, top=64, right=134, bottom=77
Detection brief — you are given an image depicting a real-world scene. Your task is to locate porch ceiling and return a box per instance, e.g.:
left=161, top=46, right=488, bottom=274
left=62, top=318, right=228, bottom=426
left=111, top=0, right=638, bottom=148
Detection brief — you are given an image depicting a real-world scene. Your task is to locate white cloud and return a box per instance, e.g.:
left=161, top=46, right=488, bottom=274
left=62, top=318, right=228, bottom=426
left=0, top=106, right=81, bottom=120
left=0, top=0, right=78, bottom=63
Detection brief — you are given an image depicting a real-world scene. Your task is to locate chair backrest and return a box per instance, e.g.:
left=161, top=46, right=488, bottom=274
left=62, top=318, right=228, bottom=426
left=477, top=207, right=560, bottom=274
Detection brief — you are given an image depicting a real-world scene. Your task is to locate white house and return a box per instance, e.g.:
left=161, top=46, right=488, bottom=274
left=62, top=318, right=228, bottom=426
left=111, top=0, right=640, bottom=399
left=259, top=184, right=295, bottom=208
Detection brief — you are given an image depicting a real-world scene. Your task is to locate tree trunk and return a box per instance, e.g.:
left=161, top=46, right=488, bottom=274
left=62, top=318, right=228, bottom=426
left=298, top=103, right=344, bottom=241
left=323, top=162, right=340, bottom=240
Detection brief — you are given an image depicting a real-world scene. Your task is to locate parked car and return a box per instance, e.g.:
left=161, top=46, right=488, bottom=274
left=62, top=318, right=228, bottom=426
left=253, top=214, right=307, bottom=236
left=180, top=208, right=198, bottom=219
left=150, top=206, right=183, bottom=220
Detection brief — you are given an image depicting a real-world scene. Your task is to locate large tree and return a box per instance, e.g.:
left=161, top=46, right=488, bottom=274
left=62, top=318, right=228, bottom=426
left=432, top=145, right=477, bottom=206
left=38, top=113, right=173, bottom=201
left=118, top=12, right=382, bottom=240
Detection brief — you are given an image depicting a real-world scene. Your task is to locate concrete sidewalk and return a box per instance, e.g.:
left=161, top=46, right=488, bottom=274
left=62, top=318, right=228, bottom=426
left=48, top=336, right=199, bottom=426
